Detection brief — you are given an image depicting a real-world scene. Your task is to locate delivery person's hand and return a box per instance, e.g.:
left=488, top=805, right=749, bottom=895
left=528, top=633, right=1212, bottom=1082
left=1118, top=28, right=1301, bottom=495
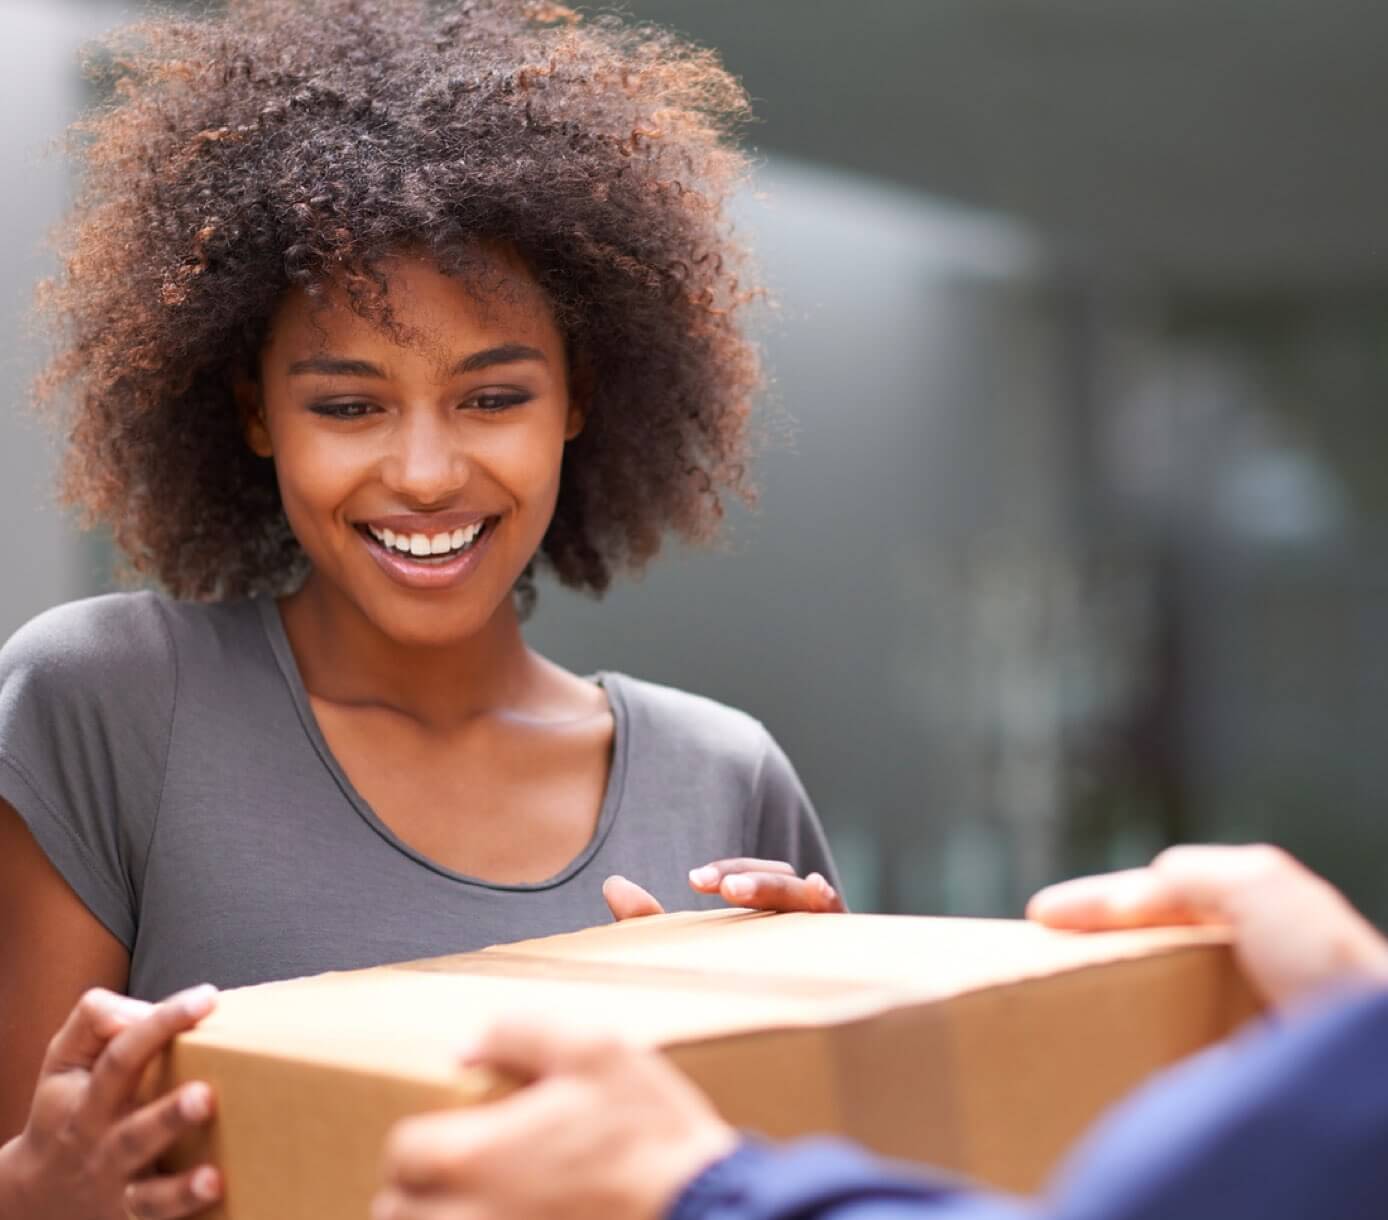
left=603, top=859, right=845, bottom=921
left=1027, top=844, right=1388, bottom=1011
left=375, top=1020, right=736, bottom=1220
left=0, top=985, right=221, bottom=1220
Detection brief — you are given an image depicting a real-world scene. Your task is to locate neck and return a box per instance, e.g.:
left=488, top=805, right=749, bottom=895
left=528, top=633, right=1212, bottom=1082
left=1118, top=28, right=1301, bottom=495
left=278, top=571, right=538, bottom=730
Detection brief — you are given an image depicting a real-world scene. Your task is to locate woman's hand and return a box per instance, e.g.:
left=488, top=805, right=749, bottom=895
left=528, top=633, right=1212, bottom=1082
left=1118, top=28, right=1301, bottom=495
left=603, top=858, right=845, bottom=921
left=375, top=1021, right=737, bottom=1220
left=0, top=985, right=222, bottom=1220
left=1027, top=844, right=1388, bottom=1011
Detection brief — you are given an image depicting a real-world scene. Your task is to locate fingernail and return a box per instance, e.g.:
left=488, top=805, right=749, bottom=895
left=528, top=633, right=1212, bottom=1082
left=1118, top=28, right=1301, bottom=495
left=178, top=984, right=218, bottom=1019
left=192, top=1166, right=221, bottom=1200
left=820, top=880, right=838, bottom=902
left=180, top=1082, right=213, bottom=1121
left=689, top=866, right=719, bottom=888
left=723, top=876, right=754, bottom=901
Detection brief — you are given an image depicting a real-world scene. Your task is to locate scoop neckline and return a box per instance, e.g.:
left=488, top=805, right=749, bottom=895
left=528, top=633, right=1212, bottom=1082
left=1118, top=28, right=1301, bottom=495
left=252, top=595, right=630, bottom=892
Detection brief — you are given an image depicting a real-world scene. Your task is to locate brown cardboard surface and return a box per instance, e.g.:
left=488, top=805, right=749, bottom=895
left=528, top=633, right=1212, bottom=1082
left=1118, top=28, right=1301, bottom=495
left=165, top=912, right=1261, bottom=1219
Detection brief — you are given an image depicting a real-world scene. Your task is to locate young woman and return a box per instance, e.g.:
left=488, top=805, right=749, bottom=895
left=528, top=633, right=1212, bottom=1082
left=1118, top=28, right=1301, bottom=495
left=0, top=2, right=842, bottom=1214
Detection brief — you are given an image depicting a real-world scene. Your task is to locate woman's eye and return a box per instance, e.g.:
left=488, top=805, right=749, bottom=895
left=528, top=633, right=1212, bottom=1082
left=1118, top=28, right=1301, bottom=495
left=309, top=401, right=378, bottom=420
left=466, top=391, right=531, bottom=413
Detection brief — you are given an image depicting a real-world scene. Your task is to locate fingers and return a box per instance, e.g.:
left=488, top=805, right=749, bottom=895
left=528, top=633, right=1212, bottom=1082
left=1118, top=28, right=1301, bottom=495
left=459, top=1018, right=620, bottom=1080
left=610, top=861, right=845, bottom=920
left=1026, top=867, right=1197, bottom=930
left=83, top=984, right=217, bottom=1127
left=717, top=870, right=844, bottom=913
left=383, top=1107, right=490, bottom=1193
left=373, top=1188, right=480, bottom=1220
left=1029, top=846, right=1388, bottom=1012
left=1148, top=843, right=1302, bottom=913
left=603, top=874, right=666, bottom=921
left=384, top=1066, right=591, bottom=1198
left=103, top=1081, right=216, bottom=1179
left=686, top=859, right=843, bottom=913
left=687, top=859, right=797, bottom=893
left=121, top=1165, right=222, bottom=1219
left=1026, top=845, right=1302, bottom=930
left=43, top=989, right=155, bottom=1076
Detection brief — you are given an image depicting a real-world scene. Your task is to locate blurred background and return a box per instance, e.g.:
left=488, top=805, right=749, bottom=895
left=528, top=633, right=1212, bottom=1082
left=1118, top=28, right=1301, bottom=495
left=5, top=0, right=1387, bottom=922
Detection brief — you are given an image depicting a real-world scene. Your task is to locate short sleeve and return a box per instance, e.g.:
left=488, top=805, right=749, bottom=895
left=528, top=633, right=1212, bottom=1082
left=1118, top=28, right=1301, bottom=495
left=0, top=593, right=177, bottom=948
left=747, top=730, right=842, bottom=894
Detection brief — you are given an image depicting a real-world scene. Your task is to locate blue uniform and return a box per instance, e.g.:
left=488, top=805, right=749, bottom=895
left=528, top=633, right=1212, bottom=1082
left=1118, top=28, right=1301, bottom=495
left=670, top=989, right=1388, bottom=1220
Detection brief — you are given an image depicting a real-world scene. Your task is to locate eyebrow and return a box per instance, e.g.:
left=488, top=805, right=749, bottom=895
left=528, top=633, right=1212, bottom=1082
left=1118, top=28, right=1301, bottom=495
left=286, top=344, right=547, bottom=379
left=287, top=356, right=385, bottom=378
left=452, top=343, right=547, bottom=375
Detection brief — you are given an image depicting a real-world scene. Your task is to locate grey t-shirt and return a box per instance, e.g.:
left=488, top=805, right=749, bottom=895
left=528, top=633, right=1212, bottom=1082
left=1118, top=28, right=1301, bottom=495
left=0, top=593, right=837, bottom=1000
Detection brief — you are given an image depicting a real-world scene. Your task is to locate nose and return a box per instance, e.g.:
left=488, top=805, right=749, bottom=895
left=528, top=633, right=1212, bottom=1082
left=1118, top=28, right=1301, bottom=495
left=381, top=408, right=468, bottom=506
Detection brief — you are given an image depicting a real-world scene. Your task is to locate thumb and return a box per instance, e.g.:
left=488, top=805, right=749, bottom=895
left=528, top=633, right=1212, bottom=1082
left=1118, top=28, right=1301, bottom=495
left=459, top=1018, right=611, bottom=1082
left=43, top=989, right=153, bottom=1075
left=603, top=874, right=666, bottom=921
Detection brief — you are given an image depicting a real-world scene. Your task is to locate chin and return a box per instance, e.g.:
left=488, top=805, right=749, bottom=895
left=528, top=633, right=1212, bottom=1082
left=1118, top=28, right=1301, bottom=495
left=366, top=596, right=506, bottom=651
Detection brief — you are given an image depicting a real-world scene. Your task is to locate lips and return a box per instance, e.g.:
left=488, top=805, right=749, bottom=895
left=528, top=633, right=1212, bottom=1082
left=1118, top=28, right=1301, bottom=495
left=355, top=514, right=498, bottom=590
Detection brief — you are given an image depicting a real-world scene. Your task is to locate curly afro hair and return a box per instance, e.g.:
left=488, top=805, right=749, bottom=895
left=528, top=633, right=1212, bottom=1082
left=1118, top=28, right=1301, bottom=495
left=36, top=0, right=762, bottom=602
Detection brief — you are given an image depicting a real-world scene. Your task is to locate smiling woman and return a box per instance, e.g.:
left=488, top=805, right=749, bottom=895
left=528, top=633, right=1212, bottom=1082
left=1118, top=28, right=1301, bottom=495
left=245, top=253, right=582, bottom=645
left=0, top=3, right=840, bottom=1217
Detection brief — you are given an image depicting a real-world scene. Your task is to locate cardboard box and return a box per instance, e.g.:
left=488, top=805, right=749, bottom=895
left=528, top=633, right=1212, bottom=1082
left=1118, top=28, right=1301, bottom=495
left=164, top=911, right=1261, bottom=1218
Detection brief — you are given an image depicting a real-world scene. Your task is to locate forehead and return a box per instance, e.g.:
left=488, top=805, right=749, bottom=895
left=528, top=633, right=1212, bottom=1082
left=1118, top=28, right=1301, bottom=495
left=264, top=248, right=562, bottom=366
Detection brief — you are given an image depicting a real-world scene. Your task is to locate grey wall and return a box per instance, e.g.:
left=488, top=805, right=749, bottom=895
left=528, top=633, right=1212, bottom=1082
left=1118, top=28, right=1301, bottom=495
left=625, top=0, right=1388, bottom=287
left=0, top=0, right=130, bottom=639
left=525, top=161, right=1089, bottom=911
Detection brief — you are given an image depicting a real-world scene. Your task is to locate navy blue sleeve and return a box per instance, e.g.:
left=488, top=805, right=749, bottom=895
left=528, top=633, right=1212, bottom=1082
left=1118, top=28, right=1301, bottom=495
left=669, top=1140, right=1029, bottom=1220
left=670, top=989, right=1388, bottom=1220
left=1042, top=986, right=1388, bottom=1220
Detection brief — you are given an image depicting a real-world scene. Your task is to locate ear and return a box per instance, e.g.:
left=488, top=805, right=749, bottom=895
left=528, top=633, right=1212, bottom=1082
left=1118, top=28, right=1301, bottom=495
left=235, top=377, right=273, bottom=458
left=564, top=356, right=593, bottom=442
left=564, top=399, right=586, bottom=442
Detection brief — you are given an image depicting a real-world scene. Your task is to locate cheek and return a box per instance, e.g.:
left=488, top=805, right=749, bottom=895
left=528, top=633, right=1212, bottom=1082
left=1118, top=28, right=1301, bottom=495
left=478, top=413, right=571, bottom=503
left=269, top=427, right=363, bottom=533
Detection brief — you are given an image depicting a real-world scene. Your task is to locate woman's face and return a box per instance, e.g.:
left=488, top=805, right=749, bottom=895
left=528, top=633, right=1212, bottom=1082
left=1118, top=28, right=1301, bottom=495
left=246, top=250, right=581, bottom=648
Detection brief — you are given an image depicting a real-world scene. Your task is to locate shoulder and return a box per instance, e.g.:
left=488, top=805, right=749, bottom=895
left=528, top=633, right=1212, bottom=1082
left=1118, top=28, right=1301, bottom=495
left=599, top=674, right=830, bottom=872
left=1, top=591, right=176, bottom=690
left=602, top=672, right=777, bottom=778
left=0, top=594, right=185, bottom=768
left=0, top=592, right=264, bottom=705
left=602, top=677, right=799, bottom=799
left=0, top=593, right=206, bottom=951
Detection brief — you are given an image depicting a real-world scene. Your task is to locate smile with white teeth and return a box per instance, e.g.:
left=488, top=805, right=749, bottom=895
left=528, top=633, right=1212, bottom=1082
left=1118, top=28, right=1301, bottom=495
left=365, top=521, right=486, bottom=561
